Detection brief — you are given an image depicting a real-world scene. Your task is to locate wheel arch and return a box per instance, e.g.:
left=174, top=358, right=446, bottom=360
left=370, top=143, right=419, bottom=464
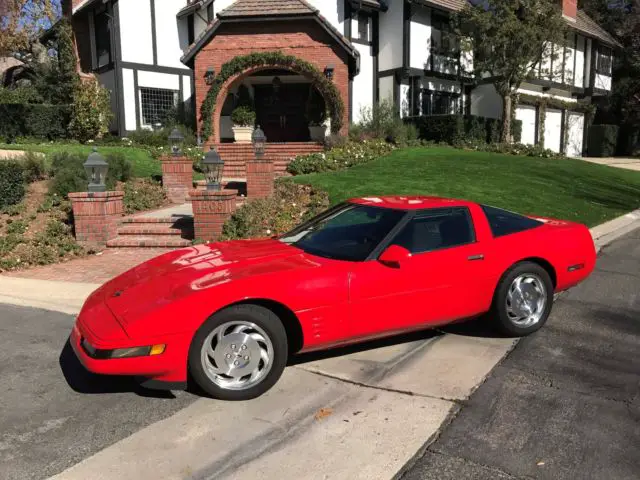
left=518, top=256, right=557, bottom=289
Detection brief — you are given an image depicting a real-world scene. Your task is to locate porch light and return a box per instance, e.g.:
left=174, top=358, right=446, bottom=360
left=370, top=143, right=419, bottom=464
left=324, top=64, right=335, bottom=80
left=252, top=125, right=267, bottom=159
left=168, top=127, right=184, bottom=156
left=83, top=148, right=109, bottom=193
left=205, top=67, right=215, bottom=85
left=202, top=147, right=224, bottom=191
left=272, top=76, right=282, bottom=93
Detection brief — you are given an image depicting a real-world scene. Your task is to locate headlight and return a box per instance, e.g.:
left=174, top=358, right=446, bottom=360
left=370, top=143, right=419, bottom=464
left=82, top=339, right=165, bottom=359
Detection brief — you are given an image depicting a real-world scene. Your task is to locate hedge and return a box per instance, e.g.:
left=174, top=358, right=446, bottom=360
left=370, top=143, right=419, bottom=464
left=617, top=124, right=639, bottom=156
left=0, top=104, right=71, bottom=142
left=0, top=160, right=26, bottom=209
left=587, top=124, right=619, bottom=157
left=404, top=115, right=522, bottom=144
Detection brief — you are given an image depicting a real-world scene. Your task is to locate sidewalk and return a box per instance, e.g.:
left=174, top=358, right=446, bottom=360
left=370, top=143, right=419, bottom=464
left=579, top=156, right=640, bottom=172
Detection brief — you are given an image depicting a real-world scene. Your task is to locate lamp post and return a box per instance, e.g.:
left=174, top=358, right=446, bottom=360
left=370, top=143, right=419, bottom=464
left=202, top=147, right=224, bottom=191
left=168, top=127, right=184, bottom=156
left=252, top=125, right=266, bottom=160
left=83, top=148, right=109, bottom=193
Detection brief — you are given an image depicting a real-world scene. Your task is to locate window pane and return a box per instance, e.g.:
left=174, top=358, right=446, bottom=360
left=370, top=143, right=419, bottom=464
left=140, top=87, right=179, bottom=128
left=392, top=208, right=474, bottom=254
left=481, top=205, right=543, bottom=237
left=94, top=10, right=111, bottom=68
left=188, top=14, right=194, bottom=44
left=357, top=14, right=369, bottom=41
left=280, top=204, right=404, bottom=262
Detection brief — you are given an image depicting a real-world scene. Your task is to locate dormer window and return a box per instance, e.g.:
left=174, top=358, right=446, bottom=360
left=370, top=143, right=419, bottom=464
left=596, top=45, right=613, bottom=76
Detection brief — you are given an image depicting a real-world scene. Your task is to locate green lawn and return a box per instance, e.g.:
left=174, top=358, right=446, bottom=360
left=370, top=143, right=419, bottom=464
left=0, top=143, right=161, bottom=178
left=292, top=146, right=640, bottom=227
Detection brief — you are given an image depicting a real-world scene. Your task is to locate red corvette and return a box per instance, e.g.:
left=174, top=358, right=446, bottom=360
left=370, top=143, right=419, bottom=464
left=70, top=196, right=596, bottom=400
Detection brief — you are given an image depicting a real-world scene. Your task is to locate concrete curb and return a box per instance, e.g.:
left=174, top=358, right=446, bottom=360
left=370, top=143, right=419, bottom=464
left=590, top=208, right=640, bottom=253
left=0, top=277, right=99, bottom=315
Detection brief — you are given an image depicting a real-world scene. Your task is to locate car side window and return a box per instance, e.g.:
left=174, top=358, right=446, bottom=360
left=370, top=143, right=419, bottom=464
left=481, top=204, right=542, bottom=237
left=391, top=208, right=475, bottom=254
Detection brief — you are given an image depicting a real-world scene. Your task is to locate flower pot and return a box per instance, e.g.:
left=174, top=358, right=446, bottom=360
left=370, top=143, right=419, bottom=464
left=308, top=125, right=327, bottom=142
left=232, top=126, right=254, bottom=143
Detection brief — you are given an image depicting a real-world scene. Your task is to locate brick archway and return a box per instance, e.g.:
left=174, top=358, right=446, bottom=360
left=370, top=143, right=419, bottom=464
left=210, top=64, right=343, bottom=145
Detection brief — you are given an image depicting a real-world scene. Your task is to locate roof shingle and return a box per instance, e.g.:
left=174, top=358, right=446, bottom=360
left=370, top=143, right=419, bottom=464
left=217, top=0, right=317, bottom=18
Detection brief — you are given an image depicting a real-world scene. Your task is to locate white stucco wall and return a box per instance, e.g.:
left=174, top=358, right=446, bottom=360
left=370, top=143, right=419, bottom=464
left=137, top=71, right=181, bottom=90
left=515, top=105, right=536, bottom=146
left=410, top=6, right=430, bottom=70
left=119, top=0, right=154, bottom=64
left=155, top=0, right=185, bottom=69
left=353, top=44, right=374, bottom=123
left=379, top=76, right=394, bottom=104
left=471, top=84, right=502, bottom=119
left=122, top=68, right=137, bottom=131
left=379, top=0, right=403, bottom=71
left=194, top=11, right=208, bottom=39
left=575, top=35, right=585, bottom=88
left=566, top=111, right=585, bottom=157
left=544, top=108, right=562, bottom=153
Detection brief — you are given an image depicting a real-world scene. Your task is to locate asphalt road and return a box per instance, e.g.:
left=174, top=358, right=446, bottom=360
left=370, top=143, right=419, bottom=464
left=401, top=227, right=640, bottom=479
left=0, top=304, right=198, bottom=480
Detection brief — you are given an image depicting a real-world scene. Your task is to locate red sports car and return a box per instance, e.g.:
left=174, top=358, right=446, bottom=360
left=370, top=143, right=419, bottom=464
left=70, top=196, right=596, bottom=400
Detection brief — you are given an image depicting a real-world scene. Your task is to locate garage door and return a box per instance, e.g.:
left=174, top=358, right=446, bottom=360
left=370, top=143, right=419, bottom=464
left=515, top=105, right=536, bottom=145
left=565, top=112, right=585, bottom=157
left=544, top=109, right=562, bottom=153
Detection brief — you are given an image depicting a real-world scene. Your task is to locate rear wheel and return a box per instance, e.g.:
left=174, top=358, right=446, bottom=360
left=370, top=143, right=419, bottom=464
left=188, top=304, right=288, bottom=400
left=490, top=262, right=554, bottom=337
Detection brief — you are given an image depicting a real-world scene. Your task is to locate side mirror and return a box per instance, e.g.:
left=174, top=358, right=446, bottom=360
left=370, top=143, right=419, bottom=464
left=378, top=245, right=411, bottom=268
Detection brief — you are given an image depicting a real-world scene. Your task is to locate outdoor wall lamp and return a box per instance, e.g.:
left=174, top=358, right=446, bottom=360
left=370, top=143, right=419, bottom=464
left=202, top=147, right=224, bottom=191
left=252, top=125, right=267, bottom=159
left=324, top=64, right=335, bottom=80
left=205, top=67, right=215, bottom=85
left=83, top=148, right=109, bottom=193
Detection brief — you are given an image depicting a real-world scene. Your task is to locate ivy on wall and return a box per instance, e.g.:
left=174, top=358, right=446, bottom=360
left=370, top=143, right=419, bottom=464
left=200, top=51, right=345, bottom=140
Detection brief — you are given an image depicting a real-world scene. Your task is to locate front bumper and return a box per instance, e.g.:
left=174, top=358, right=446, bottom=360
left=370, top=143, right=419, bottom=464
left=70, top=298, right=191, bottom=385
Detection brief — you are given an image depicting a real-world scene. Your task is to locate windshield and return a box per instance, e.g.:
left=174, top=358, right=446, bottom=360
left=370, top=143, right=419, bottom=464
left=279, top=203, right=404, bottom=261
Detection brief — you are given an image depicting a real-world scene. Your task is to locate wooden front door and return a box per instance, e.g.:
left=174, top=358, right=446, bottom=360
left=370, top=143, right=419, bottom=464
left=254, top=84, right=310, bottom=142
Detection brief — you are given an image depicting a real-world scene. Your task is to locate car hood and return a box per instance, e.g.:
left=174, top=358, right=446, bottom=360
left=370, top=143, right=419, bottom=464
left=101, top=239, right=311, bottom=325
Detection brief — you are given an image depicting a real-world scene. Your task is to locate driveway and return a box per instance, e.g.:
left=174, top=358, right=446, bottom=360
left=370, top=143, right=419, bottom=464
left=579, top=156, right=640, bottom=172
left=401, top=227, right=640, bottom=479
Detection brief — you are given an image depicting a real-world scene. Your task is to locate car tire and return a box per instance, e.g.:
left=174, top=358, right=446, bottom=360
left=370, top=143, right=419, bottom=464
left=490, top=261, right=554, bottom=337
left=188, top=304, right=288, bottom=401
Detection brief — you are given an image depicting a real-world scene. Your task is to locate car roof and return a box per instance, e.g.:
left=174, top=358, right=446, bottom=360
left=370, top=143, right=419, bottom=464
left=348, top=195, right=475, bottom=211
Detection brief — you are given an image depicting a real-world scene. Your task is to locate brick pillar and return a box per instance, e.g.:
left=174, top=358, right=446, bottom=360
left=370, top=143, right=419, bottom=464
left=69, top=191, right=124, bottom=247
left=246, top=158, right=275, bottom=199
left=161, top=155, right=193, bottom=203
left=189, top=189, right=238, bottom=242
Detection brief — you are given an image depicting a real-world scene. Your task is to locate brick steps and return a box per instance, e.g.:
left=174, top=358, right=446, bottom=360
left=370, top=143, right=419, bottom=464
left=108, top=216, right=194, bottom=249
left=117, top=225, right=183, bottom=236
left=106, top=236, right=192, bottom=248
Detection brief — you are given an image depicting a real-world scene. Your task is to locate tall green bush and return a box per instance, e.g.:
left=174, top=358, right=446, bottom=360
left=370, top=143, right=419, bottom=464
left=404, top=114, right=522, bottom=144
left=587, top=125, right=619, bottom=157
left=68, top=79, right=113, bottom=142
left=0, top=161, right=26, bottom=209
left=0, top=104, right=71, bottom=142
left=353, top=100, right=418, bottom=144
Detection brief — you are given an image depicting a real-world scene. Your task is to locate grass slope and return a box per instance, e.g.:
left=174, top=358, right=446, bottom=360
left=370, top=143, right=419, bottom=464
left=292, top=147, right=640, bottom=226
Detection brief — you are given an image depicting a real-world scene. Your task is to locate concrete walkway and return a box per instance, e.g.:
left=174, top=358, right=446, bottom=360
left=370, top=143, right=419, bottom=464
left=579, top=156, right=640, bottom=172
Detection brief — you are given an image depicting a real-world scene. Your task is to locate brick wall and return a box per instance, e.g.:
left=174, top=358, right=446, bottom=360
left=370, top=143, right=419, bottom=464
left=194, top=20, right=350, bottom=144
left=246, top=159, right=275, bottom=199
left=69, top=191, right=124, bottom=246
left=161, top=156, right=193, bottom=204
left=190, top=190, right=238, bottom=241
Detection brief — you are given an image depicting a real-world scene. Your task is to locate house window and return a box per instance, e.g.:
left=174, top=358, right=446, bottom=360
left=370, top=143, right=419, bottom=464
left=421, top=90, right=460, bottom=115
left=596, top=45, right=612, bottom=76
left=354, top=12, right=371, bottom=43
left=94, top=6, right=112, bottom=68
left=207, top=2, right=214, bottom=23
left=431, top=13, right=459, bottom=57
left=187, top=14, right=195, bottom=44
left=139, top=87, right=179, bottom=128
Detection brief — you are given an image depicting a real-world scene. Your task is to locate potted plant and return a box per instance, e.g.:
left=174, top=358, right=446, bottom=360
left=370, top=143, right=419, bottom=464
left=306, top=87, right=328, bottom=142
left=231, top=106, right=256, bottom=143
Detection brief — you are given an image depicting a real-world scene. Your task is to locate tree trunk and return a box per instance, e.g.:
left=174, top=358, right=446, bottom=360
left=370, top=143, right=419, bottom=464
left=501, top=93, right=512, bottom=143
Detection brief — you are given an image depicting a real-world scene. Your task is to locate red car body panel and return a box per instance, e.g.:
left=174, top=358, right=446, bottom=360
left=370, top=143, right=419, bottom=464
left=71, top=196, right=596, bottom=385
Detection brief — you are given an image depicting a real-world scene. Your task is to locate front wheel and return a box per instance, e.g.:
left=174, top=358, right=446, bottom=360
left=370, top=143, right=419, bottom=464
left=188, top=304, right=288, bottom=400
left=490, top=262, right=554, bottom=337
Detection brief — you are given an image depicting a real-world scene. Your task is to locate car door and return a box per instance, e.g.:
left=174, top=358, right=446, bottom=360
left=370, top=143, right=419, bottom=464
left=348, top=207, right=490, bottom=339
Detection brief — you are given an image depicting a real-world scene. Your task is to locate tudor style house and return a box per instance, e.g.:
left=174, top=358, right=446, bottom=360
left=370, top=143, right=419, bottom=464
left=66, top=0, right=618, bottom=158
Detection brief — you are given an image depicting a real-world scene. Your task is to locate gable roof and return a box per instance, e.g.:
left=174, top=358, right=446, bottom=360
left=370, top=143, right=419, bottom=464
left=180, top=0, right=359, bottom=67
left=414, top=0, right=621, bottom=47
left=177, top=0, right=214, bottom=18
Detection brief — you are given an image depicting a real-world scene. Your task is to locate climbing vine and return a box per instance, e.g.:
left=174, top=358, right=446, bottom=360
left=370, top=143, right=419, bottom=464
left=199, top=51, right=345, bottom=140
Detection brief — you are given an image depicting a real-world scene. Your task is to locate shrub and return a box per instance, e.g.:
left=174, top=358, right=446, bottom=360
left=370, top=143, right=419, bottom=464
left=221, top=182, right=329, bottom=241
left=287, top=140, right=396, bottom=175
left=21, top=152, right=47, bottom=183
left=68, top=79, right=113, bottom=142
left=105, top=152, right=133, bottom=183
left=0, top=160, right=26, bottom=209
left=587, top=125, right=619, bottom=157
left=231, top=106, right=256, bottom=127
left=127, top=124, right=197, bottom=148
left=405, top=114, right=522, bottom=145
left=0, top=104, right=71, bottom=142
left=354, top=100, right=417, bottom=145
left=124, top=179, right=166, bottom=214
left=616, top=124, right=639, bottom=156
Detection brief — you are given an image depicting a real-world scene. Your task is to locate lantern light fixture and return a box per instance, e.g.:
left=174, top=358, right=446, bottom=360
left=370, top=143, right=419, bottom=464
left=83, top=148, right=109, bottom=193
left=202, top=147, right=224, bottom=191
left=324, top=64, right=335, bottom=80
left=252, top=125, right=267, bottom=159
left=168, top=127, right=184, bottom=156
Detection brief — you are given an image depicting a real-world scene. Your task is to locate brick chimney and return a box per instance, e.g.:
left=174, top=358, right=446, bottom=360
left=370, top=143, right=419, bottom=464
left=562, top=0, right=577, bottom=22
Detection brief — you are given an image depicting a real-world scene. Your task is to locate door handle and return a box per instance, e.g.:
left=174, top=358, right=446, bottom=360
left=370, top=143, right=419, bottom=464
left=467, top=254, right=484, bottom=261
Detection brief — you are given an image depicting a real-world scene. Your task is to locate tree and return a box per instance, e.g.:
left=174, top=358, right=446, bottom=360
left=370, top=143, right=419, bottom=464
left=0, top=0, right=60, bottom=57
left=453, top=0, right=566, bottom=142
